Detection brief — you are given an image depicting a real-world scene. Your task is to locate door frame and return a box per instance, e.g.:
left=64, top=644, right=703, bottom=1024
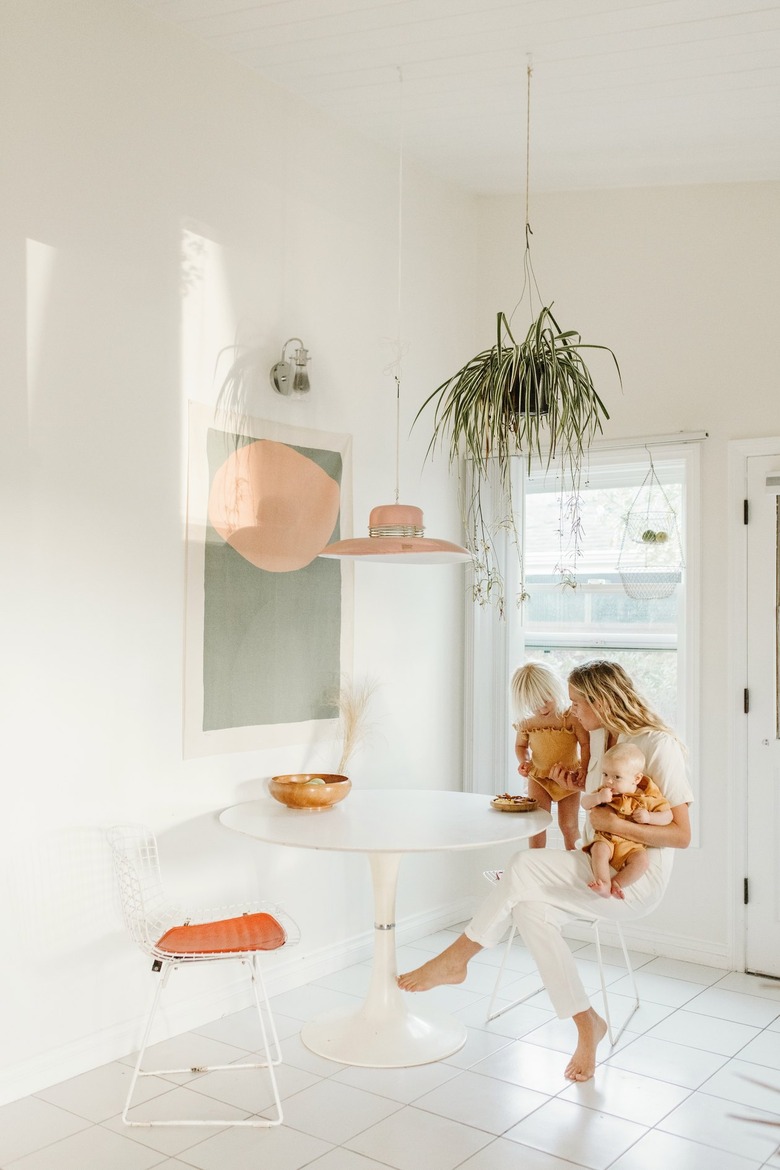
left=728, top=436, right=780, bottom=974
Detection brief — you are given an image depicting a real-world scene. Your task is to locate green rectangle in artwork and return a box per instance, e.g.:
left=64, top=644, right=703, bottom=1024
left=202, top=430, right=343, bottom=730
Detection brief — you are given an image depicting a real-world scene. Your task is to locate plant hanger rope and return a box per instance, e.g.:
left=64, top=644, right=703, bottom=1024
left=512, top=57, right=544, bottom=328
left=413, top=57, right=620, bottom=609
left=525, top=57, right=532, bottom=231
left=626, top=450, right=678, bottom=526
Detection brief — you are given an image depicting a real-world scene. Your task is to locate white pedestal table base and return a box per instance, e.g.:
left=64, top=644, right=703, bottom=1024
left=301, top=851, right=467, bottom=1067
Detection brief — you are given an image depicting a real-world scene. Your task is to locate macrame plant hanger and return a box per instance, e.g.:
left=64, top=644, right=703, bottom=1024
left=617, top=452, right=684, bottom=600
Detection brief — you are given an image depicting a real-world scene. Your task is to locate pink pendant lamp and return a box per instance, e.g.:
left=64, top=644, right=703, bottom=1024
left=320, top=69, right=470, bottom=568
left=320, top=373, right=470, bottom=565
left=320, top=502, right=470, bottom=564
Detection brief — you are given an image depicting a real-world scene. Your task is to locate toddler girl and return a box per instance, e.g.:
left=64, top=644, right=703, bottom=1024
left=511, top=661, right=590, bottom=850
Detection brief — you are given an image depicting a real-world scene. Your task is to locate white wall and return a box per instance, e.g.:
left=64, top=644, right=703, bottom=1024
left=0, top=0, right=481, bottom=1102
left=475, top=183, right=780, bottom=963
left=6, top=0, right=776, bottom=1107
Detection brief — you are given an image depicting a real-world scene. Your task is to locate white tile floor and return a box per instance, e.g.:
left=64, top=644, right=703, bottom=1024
left=3, top=924, right=780, bottom=1170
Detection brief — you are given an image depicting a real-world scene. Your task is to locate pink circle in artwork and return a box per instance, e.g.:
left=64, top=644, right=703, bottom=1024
left=208, top=439, right=340, bottom=572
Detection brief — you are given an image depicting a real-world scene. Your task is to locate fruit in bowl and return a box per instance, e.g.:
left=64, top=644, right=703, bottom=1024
left=268, top=773, right=351, bottom=810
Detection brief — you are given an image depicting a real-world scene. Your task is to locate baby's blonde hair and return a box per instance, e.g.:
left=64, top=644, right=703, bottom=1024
left=510, top=661, right=568, bottom=722
left=602, top=742, right=645, bottom=776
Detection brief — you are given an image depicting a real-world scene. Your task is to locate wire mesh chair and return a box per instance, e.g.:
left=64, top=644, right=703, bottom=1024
left=482, top=870, right=640, bottom=1045
left=107, top=824, right=300, bottom=1128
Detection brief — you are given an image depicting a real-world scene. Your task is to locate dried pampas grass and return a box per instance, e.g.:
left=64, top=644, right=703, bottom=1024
left=336, top=676, right=378, bottom=775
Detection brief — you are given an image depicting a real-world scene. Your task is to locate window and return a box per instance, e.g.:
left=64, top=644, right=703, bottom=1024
left=466, top=441, right=700, bottom=799
left=518, top=454, right=688, bottom=730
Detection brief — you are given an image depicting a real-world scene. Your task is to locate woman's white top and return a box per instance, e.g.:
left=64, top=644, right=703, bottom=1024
left=583, top=727, right=694, bottom=882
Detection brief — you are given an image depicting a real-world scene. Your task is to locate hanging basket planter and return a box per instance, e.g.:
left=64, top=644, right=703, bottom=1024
left=418, top=308, right=612, bottom=482
left=617, top=466, right=684, bottom=600
left=413, top=64, right=621, bottom=610
left=415, top=305, right=619, bottom=609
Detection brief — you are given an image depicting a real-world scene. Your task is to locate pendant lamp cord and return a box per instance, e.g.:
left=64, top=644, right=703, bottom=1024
left=395, top=64, right=404, bottom=505
left=395, top=374, right=401, bottom=505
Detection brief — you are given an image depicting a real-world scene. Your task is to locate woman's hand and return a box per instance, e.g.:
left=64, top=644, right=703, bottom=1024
left=588, top=805, right=620, bottom=835
left=548, top=763, right=584, bottom=791
left=591, top=802, right=691, bottom=848
left=518, top=761, right=532, bottom=776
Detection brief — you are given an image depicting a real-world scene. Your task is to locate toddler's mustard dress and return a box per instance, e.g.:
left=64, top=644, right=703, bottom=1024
left=514, top=716, right=581, bottom=802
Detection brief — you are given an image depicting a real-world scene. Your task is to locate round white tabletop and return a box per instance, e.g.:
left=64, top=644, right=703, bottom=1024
left=219, top=789, right=551, bottom=853
left=220, top=790, right=550, bottom=1067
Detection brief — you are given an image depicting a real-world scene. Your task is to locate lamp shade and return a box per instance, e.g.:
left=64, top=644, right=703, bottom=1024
left=319, top=503, right=470, bottom=565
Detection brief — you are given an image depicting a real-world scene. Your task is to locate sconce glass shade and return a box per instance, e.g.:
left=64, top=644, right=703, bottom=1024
left=271, top=338, right=311, bottom=396
left=320, top=503, right=471, bottom=564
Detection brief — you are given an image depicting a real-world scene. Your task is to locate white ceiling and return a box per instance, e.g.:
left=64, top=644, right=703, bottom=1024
left=133, top=0, right=780, bottom=194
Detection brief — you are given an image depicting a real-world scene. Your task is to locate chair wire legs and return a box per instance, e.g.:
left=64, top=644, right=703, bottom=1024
left=482, top=871, right=640, bottom=1045
left=593, top=919, right=641, bottom=1046
left=122, top=955, right=285, bottom=1127
left=486, top=919, right=639, bottom=1044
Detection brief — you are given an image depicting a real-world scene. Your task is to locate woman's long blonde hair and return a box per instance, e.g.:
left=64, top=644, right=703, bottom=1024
left=568, top=660, right=675, bottom=737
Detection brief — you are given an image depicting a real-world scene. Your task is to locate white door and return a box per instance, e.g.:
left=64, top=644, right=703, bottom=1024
left=745, top=453, right=780, bottom=976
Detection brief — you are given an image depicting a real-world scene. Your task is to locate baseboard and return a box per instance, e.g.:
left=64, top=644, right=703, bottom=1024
left=560, top=919, right=733, bottom=969
left=0, top=897, right=473, bottom=1106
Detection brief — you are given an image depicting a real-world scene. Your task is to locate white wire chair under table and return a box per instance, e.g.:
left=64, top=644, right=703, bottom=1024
left=107, top=824, right=300, bottom=1128
left=482, top=869, right=640, bottom=1046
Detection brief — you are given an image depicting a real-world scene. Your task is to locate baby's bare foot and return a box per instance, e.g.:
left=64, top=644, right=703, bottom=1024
left=397, top=952, right=468, bottom=992
left=588, top=879, right=611, bottom=898
left=610, top=879, right=625, bottom=900
left=565, top=1009, right=608, bottom=1081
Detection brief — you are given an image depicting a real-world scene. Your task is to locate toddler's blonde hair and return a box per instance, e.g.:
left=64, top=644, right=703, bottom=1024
left=510, top=661, right=568, bottom=722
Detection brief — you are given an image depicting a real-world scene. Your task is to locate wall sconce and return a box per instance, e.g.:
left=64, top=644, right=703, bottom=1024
left=270, top=337, right=311, bottom=396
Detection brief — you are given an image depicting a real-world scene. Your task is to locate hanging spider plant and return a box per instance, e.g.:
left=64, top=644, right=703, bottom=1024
left=415, top=303, right=618, bottom=608
left=421, top=306, right=614, bottom=481
left=414, top=66, right=621, bottom=611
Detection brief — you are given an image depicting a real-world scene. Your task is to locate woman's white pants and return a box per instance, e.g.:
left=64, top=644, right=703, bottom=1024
left=465, top=848, right=668, bottom=1019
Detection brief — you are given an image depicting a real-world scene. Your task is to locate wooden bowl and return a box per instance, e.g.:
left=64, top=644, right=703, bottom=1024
left=268, top=773, right=351, bottom=810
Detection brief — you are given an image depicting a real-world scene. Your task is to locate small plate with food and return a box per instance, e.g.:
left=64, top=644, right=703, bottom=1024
left=490, top=793, right=538, bottom=813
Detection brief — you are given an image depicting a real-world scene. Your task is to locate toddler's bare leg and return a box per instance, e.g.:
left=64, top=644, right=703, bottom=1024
left=610, top=848, right=649, bottom=899
left=558, top=791, right=581, bottom=851
left=527, top=777, right=551, bottom=848
left=587, top=841, right=612, bottom=898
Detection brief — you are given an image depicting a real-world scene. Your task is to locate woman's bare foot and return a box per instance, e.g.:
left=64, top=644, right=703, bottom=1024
left=397, top=934, right=482, bottom=992
left=588, top=879, right=611, bottom=898
left=565, top=1008, right=608, bottom=1081
left=610, top=878, right=625, bottom=899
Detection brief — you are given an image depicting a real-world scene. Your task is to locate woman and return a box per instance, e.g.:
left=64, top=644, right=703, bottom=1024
left=398, top=660, right=693, bottom=1082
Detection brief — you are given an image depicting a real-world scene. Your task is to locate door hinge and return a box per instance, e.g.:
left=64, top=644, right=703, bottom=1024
left=744, top=877, right=750, bottom=905
left=744, top=688, right=750, bottom=714
left=744, top=498, right=749, bottom=524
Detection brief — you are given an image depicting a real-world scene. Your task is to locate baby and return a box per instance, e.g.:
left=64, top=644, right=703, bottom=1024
left=581, top=742, right=672, bottom=899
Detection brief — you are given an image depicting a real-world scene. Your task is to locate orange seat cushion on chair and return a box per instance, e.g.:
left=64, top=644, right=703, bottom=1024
left=156, top=912, right=287, bottom=955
